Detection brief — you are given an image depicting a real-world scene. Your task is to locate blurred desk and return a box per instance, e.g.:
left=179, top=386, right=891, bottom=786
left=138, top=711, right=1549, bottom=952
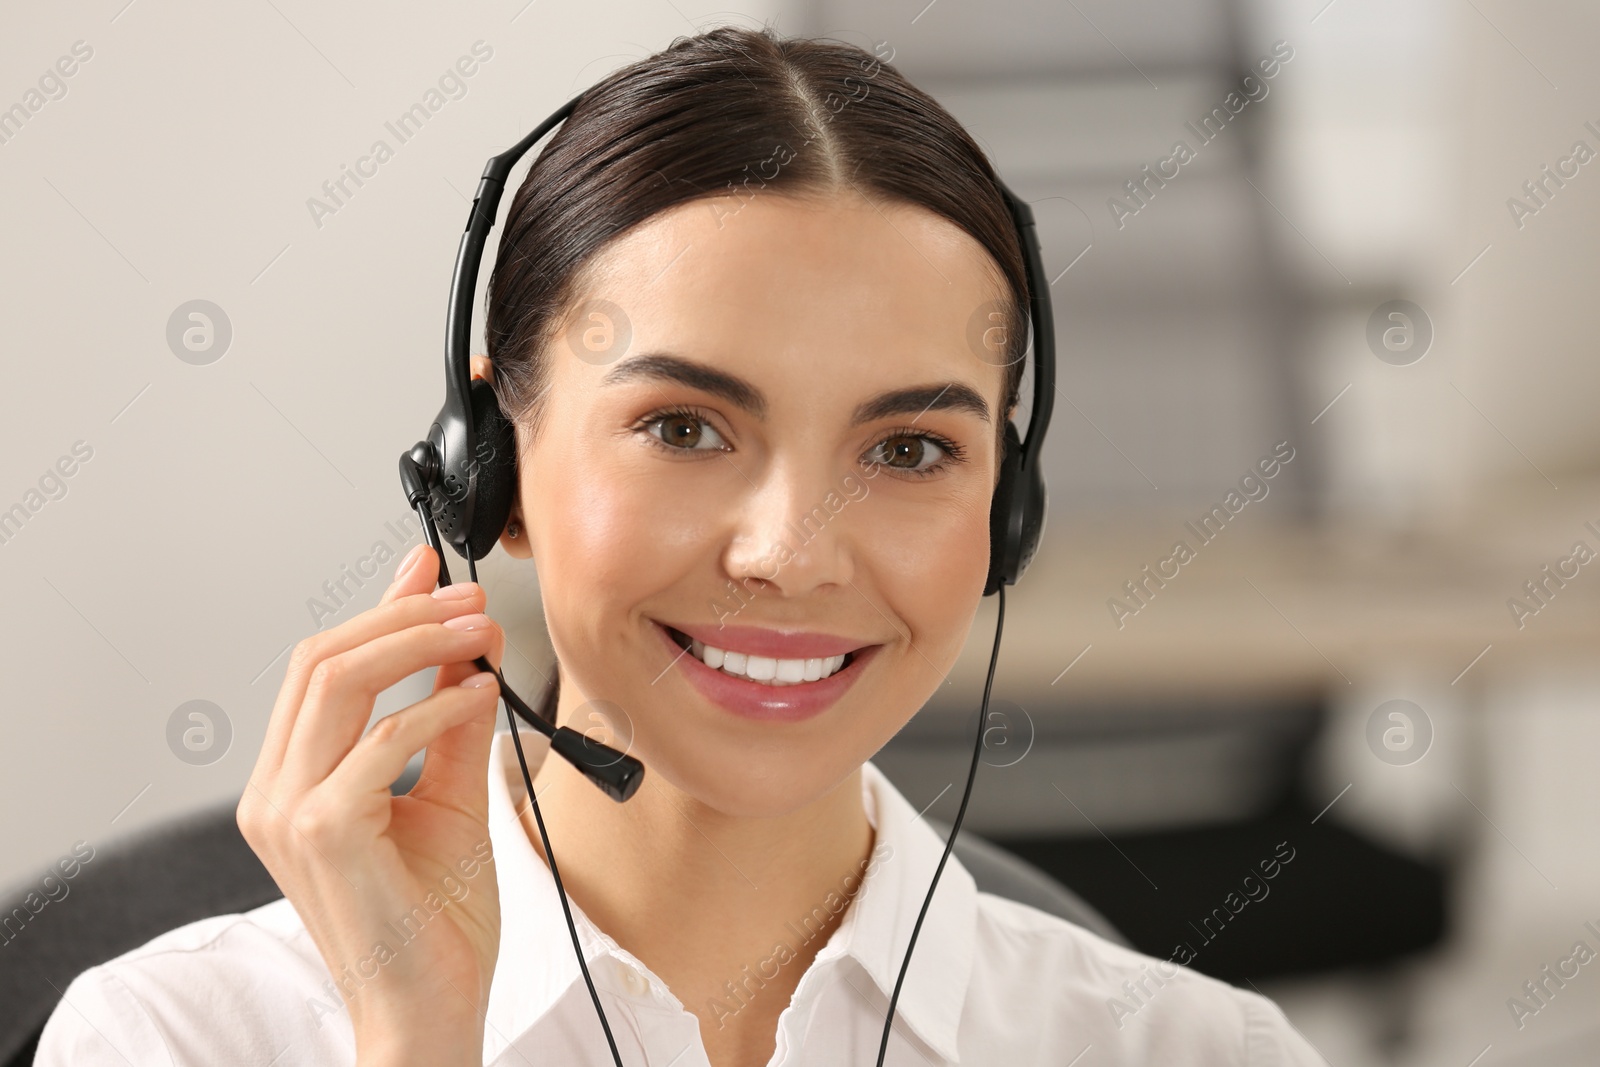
left=953, top=481, right=1600, bottom=704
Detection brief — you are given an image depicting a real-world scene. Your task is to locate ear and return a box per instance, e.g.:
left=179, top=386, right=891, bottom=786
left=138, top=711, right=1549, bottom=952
left=470, top=353, right=494, bottom=382
left=498, top=507, right=532, bottom=558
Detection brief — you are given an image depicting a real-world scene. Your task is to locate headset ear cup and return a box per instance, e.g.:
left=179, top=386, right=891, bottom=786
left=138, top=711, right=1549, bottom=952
left=465, top=376, right=517, bottom=561
left=1016, top=460, right=1047, bottom=581
left=985, top=421, right=1024, bottom=596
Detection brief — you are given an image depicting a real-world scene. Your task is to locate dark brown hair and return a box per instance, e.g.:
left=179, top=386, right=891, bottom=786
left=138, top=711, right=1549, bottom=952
left=483, top=24, right=1031, bottom=723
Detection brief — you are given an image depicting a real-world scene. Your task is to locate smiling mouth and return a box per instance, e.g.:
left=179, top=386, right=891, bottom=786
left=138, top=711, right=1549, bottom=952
left=664, top=625, right=859, bottom=687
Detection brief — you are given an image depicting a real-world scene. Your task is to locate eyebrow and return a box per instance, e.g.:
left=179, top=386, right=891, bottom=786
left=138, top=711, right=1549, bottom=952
left=599, top=351, right=992, bottom=427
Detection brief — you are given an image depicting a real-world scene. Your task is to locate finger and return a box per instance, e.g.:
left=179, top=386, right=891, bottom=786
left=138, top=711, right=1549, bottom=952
left=276, top=616, right=500, bottom=792
left=320, top=675, right=501, bottom=818
left=408, top=675, right=501, bottom=819
left=432, top=620, right=505, bottom=693
left=254, top=582, right=488, bottom=779
left=379, top=543, right=438, bottom=608
left=417, top=632, right=507, bottom=816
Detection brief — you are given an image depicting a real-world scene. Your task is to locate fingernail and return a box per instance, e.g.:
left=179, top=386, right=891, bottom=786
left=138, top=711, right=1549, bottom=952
left=443, top=613, right=491, bottom=631
left=394, top=544, right=425, bottom=583
left=432, top=582, right=480, bottom=601
left=459, top=671, right=498, bottom=689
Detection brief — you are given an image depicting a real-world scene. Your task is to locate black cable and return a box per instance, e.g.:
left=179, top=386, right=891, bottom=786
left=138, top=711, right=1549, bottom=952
left=875, top=583, right=1006, bottom=1067
left=427, top=520, right=627, bottom=1067
left=504, top=701, right=627, bottom=1067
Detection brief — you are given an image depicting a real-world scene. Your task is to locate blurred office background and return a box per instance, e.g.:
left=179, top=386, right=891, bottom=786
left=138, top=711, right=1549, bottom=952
left=3, top=0, right=1599, bottom=1063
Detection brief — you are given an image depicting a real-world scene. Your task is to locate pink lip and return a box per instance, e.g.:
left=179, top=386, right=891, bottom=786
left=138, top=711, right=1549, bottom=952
left=665, top=621, right=868, bottom=659
left=653, top=621, right=880, bottom=723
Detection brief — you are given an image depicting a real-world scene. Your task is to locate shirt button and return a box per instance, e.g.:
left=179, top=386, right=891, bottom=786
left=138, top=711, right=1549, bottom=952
left=624, top=968, right=648, bottom=996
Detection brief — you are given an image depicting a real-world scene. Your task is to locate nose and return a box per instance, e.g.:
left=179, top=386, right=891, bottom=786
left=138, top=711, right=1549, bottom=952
left=720, top=456, right=859, bottom=599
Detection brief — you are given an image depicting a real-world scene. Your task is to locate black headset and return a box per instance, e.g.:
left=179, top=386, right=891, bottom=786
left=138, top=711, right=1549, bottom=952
left=397, top=85, right=1055, bottom=1067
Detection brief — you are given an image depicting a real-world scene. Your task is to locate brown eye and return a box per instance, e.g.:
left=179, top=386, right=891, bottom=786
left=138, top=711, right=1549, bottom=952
left=884, top=435, right=923, bottom=467
left=662, top=414, right=702, bottom=447
left=874, top=433, right=948, bottom=473
left=642, top=410, right=728, bottom=452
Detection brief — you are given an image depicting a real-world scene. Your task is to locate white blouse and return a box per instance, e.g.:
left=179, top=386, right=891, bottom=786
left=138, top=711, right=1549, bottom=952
left=37, top=729, right=1323, bottom=1065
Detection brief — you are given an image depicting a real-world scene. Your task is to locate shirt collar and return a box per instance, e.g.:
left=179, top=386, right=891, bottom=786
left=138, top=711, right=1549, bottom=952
left=482, top=729, right=634, bottom=1061
left=821, top=759, right=976, bottom=1062
left=482, top=728, right=976, bottom=1063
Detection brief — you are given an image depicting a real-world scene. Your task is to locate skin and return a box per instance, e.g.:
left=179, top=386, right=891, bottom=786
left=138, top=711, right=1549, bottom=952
left=243, top=186, right=1014, bottom=1067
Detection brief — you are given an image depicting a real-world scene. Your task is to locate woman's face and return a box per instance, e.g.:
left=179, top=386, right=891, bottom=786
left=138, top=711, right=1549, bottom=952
left=500, top=188, right=1013, bottom=818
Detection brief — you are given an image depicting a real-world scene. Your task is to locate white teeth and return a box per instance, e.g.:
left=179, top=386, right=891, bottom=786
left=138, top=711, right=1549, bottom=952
left=681, top=632, right=852, bottom=686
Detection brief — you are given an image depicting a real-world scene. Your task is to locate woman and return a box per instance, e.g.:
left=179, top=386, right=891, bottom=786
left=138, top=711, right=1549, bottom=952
left=37, top=25, right=1321, bottom=1067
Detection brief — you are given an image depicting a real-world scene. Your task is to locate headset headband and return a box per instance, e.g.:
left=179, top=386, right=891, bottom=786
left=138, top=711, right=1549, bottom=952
left=430, top=90, right=1054, bottom=579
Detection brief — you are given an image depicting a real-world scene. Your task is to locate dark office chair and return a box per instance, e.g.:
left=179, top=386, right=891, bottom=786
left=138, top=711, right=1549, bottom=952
left=0, top=762, right=1123, bottom=1067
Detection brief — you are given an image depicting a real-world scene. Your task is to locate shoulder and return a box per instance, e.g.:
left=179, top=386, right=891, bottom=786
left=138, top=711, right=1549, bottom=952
left=34, top=897, right=354, bottom=1067
left=964, top=891, right=1322, bottom=1066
